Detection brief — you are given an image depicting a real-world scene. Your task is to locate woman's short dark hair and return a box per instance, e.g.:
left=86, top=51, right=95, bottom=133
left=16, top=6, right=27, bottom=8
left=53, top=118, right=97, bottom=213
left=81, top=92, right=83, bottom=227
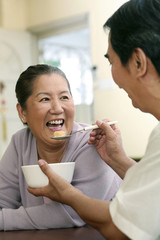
left=15, top=64, right=72, bottom=109
left=103, top=0, right=160, bottom=75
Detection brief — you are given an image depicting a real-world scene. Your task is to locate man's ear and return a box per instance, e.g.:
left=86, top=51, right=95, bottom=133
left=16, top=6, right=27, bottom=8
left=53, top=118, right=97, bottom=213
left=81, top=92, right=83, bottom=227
left=16, top=103, right=27, bottom=124
left=132, top=48, right=147, bottom=77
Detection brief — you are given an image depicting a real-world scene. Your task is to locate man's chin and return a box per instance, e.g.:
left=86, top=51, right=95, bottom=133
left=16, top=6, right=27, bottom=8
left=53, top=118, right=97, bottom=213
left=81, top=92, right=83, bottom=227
left=132, top=101, right=139, bottom=109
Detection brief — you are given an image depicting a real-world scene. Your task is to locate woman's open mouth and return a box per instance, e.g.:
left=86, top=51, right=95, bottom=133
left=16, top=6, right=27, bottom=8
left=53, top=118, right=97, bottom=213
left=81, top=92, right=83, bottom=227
left=46, top=119, right=64, bottom=131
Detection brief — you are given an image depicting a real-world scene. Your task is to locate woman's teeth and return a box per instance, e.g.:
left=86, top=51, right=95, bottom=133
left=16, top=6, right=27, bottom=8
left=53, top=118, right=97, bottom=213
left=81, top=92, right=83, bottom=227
left=49, top=120, right=63, bottom=124
left=47, top=119, right=63, bottom=129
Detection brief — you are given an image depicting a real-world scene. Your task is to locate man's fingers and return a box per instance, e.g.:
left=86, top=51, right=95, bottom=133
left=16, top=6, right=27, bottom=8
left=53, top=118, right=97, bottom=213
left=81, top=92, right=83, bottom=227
left=96, top=120, right=116, bottom=133
left=27, top=160, right=52, bottom=196
left=38, top=159, right=54, bottom=178
left=27, top=185, right=46, bottom=196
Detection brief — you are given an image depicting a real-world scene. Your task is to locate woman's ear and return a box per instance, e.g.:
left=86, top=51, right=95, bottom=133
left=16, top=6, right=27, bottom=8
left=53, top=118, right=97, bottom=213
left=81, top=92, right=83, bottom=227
left=16, top=103, right=27, bottom=124
left=133, top=48, right=147, bottom=77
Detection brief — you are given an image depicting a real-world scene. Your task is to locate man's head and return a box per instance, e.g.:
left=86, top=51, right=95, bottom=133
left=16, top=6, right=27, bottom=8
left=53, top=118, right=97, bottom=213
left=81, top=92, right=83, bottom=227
left=104, top=0, right=160, bottom=75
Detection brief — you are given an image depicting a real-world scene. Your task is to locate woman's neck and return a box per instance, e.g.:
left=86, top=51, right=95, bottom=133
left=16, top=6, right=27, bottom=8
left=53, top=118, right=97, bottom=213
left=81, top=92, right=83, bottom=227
left=37, top=141, right=69, bottom=164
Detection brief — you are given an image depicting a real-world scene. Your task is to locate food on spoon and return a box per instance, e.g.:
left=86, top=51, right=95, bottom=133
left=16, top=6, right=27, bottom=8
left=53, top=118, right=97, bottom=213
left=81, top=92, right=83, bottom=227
left=53, top=130, right=66, bottom=137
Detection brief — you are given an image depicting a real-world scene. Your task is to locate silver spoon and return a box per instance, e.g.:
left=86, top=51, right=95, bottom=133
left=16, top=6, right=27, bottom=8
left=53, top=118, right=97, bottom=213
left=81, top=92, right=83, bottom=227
left=51, top=120, right=118, bottom=140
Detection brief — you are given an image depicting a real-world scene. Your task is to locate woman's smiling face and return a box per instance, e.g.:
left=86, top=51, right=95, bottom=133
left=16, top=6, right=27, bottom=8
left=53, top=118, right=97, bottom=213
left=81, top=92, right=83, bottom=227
left=21, top=73, right=75, bottom=143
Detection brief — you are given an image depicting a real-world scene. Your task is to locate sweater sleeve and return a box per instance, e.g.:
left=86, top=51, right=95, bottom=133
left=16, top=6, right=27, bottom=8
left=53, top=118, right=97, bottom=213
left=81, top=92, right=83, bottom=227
left=2, top=203, right=85, bottom=230
left=0, top=139, right=21, bottom=210
left=0, top=211, right=4, bottom=230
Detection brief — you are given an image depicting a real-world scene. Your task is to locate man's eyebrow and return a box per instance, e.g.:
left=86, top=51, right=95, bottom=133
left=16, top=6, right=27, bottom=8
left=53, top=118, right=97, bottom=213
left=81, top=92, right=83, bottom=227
left=104, top=53, right=109, bottom=59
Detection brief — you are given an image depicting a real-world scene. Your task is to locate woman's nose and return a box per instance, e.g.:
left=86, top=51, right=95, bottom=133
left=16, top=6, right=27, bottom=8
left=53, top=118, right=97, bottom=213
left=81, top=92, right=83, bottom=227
left=49, top=100, right=63, bottom=114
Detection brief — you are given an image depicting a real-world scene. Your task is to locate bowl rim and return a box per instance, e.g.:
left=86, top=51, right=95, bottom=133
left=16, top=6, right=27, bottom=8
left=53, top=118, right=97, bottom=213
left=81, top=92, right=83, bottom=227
left=21, top=162, right=75, bottom=168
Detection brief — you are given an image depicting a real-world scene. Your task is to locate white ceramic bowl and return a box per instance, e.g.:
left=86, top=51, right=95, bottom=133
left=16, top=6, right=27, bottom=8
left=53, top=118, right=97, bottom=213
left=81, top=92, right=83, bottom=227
left=21, top=162, right=75, bottom=188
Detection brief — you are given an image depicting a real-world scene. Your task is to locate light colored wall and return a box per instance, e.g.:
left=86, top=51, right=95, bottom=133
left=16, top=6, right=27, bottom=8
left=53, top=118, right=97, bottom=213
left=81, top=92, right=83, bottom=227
left=94, top=87, right=157, bottom=158
left=0, top=28, right=36, bottom=157
left=0, top=0, right=158, bottom=158
left=0, top=0, right=28, bottom=29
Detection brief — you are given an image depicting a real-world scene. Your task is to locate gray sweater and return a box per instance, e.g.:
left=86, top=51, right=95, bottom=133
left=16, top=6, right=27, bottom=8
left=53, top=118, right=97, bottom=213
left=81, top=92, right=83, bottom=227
left=0, top=122, right=122, bottom=230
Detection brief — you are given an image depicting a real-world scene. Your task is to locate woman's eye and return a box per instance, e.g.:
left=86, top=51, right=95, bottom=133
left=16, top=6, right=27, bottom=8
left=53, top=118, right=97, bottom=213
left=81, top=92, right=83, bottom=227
left=61, top=96, right=69, bottom=100
left=40, top=97, right=49, bottom=102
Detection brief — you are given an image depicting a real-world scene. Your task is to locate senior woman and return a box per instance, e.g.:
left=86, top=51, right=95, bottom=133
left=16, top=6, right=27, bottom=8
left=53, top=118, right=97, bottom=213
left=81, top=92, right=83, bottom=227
left=0, top=64, right=121, bottom=231
left=28, top=0, right=160, bottom=239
